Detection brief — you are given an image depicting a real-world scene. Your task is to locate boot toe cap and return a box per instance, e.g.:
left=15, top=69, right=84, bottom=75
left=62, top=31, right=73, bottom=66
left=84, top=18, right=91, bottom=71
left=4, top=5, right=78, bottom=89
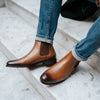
left=40, top=73, right=55, bottom=85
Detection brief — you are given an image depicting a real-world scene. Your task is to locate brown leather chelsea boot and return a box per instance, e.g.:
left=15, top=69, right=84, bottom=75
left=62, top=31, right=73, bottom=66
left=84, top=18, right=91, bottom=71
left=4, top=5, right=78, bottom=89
left=40, top=51, right=80, bottom=85
left=6, top=40, right=56, bottom=67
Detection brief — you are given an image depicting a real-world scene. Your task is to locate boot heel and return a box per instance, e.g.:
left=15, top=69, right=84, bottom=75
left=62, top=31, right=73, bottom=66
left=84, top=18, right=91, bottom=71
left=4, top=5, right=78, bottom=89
left=43, top=58, right=57, bottom=67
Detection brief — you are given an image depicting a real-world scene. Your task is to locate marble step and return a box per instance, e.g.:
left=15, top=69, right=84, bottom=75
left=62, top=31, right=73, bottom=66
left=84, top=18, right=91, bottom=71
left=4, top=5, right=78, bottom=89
left=0, top=7, right=67, bottom=99
left=5, top=0, right=100, bottom=72
left=0, top=48, right=45, bottom=100
left=0, top=8, right=45, bottom=100
left=1, top=7, right=100, bottom=100
left=0, top=0, right=5, bottom=7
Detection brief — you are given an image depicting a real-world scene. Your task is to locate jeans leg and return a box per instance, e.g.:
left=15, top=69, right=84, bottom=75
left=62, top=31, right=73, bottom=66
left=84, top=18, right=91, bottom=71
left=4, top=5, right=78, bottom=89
left=36, top=0, right=62, bottom=44
left=72, top=17, right=100, bottom=61
left=88, top=0, right=96, bottom=3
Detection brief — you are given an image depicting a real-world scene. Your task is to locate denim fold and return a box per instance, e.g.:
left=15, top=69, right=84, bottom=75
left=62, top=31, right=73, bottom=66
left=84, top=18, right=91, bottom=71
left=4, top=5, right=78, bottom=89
left=36, top=0, right=62, bottom=44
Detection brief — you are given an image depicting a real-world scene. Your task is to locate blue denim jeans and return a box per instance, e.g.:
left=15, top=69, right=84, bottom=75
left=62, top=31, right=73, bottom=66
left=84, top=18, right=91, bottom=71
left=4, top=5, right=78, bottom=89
left=88, top=0, right=96, bottom=3
left=36, top=0, right=100, bottom=61
left=36, top=0, right=62, bottom=44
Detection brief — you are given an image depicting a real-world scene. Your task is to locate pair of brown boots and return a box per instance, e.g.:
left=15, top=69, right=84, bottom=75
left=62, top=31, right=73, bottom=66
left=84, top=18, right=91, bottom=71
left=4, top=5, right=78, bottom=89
left=7, top=40, right=79, bottom=85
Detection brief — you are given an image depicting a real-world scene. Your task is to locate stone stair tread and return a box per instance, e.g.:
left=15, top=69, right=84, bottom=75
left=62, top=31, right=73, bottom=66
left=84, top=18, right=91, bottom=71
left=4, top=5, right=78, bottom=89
left=0, top=7, right=100, bottom=100
left=0, top=7, right=37, bottom=58
left=0, top=7, right=45, bottom=100
left=31, top=61, right=100, bottom=100
left=10, top=0, right=40, bottom=16
left=0, top=47, right=44, bottom=100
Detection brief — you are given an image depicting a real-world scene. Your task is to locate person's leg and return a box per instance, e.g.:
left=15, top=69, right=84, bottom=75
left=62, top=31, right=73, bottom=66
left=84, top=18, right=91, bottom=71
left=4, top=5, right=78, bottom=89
left=36, top=0, right=62, bottom=44
left=7, top=0, right=62, bottom=67
left=72, top=17, right=100, bottom=61
left=40, top=17, right=100, bottom=85
left=88, top=0, right=96, bottom=3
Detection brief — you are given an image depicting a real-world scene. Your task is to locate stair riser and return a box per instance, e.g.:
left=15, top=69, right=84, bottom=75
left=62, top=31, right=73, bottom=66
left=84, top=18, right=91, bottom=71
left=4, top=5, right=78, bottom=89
left=0, top=0, right=5, bottom=7
left=6, top=0, right=100, bottom=72
left=5, top=0, right=37, bottom=27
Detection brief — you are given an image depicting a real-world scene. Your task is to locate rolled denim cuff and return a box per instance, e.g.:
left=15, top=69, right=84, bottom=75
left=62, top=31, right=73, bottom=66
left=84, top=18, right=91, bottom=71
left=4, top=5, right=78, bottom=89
left=72, top=47, right=88, bottom=61
left=35, top=36, right=53, bottom=44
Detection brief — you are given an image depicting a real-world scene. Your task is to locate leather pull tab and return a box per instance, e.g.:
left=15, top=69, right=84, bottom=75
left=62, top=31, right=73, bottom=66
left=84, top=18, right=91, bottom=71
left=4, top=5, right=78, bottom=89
left=40, top=42, right=49, bottom=56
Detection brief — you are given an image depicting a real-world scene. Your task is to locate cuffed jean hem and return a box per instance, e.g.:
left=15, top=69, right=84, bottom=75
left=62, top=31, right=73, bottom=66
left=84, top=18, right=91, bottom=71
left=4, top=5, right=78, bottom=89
left=35, top=36, right=53, bottom=44
left=72, top=47, right=88, bottom=61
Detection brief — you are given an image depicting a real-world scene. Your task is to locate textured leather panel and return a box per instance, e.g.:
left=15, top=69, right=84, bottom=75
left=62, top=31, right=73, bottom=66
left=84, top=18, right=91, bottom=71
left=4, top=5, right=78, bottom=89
left=40, top=42, right=49, bottom=56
